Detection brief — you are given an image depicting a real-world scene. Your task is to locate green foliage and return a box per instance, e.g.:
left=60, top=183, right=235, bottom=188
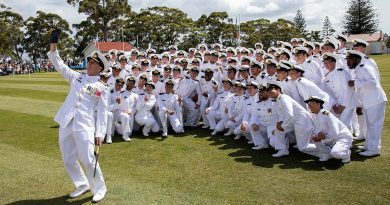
left=294, top=10, right=307, bottom=38
left=343, top=0, right=379, bottom=34
left=23, top=11, right=73, bottom=63
left=322, top=16, right=335, bottom=38
left=309, top=30, right=322, bottom=42
left=0, top=3, right=24, bottom=58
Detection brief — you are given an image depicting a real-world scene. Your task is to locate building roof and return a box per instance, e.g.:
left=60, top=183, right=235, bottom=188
left=347, top=32, right=384, bottom=42
left=82, top=42, right=133, bottom=54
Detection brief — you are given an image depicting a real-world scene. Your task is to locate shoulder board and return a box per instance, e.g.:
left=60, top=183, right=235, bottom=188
left=250, top=76, right=255, bottom=79
left=98, top=79, right=107, bottom=86
left=313, top=56, right=318, bottom=58
left=237, top=79, right=242, bottom=82
left=201, top=76, right=205, bottom=78
left=360, top=64, right=364, bottom=67
left=139, top=93, right=145, bottom=95
left=194, top=79, right=199, bottom=82
left=146, top=70, right=151, bottom=72
left=261, top=75, right=265, bottom=79
left=120, top=91, right=125, bottom=93
left=218, top=92, right=224, bottom=95
left=364, top=56, right=369, bottom=59
left=337, top=68, right=343, bottom=71
left=159, top=80, right=164, bottom=83
left=185, top=76, right=190, bottom=79
left=298, top=78, right=301, bottom=82
left=285, top=78, right=288, bottom=82
left=322, top=110, right=330, bottom=115
left=244, top=96, right=248, bottom=100
left=247, top=103, right=251, bottom=106
left=159, top=92, right=165, bottom=95
left=307, top=60, right=311, bottom=63
left=256, top=101, right=261, bottom=103
left=110, top=89, right=114, bottom=93
left=212, top=80, right=217, bottom=85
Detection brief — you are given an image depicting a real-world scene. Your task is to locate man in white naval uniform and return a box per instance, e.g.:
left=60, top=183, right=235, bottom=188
left=47, top=30, right=108, bottom=203
left=118, top=76, right=139, bottom=141
left=206, top=78, right=234, bottom=135
left=106, top=78, right=125, bottom=144
left=346, top=50, right=387, bottom=156
left=293, top=46, right=323, bottom=85
left=196, top=68, right=218, bottom=128
left=158, top=79, right=185, bottom=136
left=225, top=82, right=247, bottom=136
left=322, top=53, right=358, bottom=129
left=249, top=85, right=277, bottom=151
left=135, top=80, right=160, bottom=136
left=267, top=81, right=319, bottom=157
left=306, top=96, right=353, bottom=163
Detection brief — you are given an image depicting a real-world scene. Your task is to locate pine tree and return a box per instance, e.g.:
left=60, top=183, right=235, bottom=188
left=322, top=16, right=335, bottom=38
left=343, top=0, right=379, bottom=34
left=294, top=10, right=307, bottom=37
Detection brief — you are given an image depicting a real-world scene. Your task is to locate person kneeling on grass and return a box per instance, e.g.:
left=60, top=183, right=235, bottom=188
left=306, top=96, right=353, bottom=163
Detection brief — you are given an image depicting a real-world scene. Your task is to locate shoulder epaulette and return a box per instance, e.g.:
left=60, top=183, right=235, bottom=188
left=256, top=100, right=261, bottom=103
left=159, top=79, right=164, bottom=83
left=110, top=89, right=114, bottom=93
left=247, top=103, right=251, bottom=106
left=139, top=93, right=145, bottom=95
left=298, top=78, right=301, bottom=82
left=201, top=76, right=205, bottom=78
left=159, top=92, right=165, bottom=95
left=194, top=79, right=199, bottom=82
left=212, top=80, right=217, bottom=85
left=337, top=68, right=343, bottom=71
left=307, top=60, right=311, bottom=63
left=185, top=76, right=190, bottom=79
left=322, top=110, right=330, bottom=115
left=360, top=64, right=364, bottom=67
left=120, top=90, right=125, bottom=93
left=250, top=76, right=255, bottom=79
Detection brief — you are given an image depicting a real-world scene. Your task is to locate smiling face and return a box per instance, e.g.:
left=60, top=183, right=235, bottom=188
left=87, top=59, right=102, bottom=76
left=307, top=101, right=321, bottom=114
left=288, top=69, right=301, bottom=80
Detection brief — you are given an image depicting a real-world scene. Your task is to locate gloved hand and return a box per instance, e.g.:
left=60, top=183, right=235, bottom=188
left=50, top=29, right=61, bottom=44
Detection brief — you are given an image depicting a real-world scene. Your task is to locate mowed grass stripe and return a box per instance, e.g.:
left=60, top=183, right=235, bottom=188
left=0, top=96, right=62, bottom=118
left=0, top=87, right=67, bottom=102
left=0, top=79, right=68, bottom=86
left=0, top=82, right=69, bottom=94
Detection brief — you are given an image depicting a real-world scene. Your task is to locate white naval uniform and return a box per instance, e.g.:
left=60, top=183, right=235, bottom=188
left=273, top=94, right=318, bottom=156
left=311, top=109, right=353, bottom=161
left=235, top=94, right=259, bottom=141
left=354, top=62, right=387, bottom=153
left=119, top=65, right=132, bottom=79
left=323, top=67, right=358, bottom=128
left=298, top=59, right=323, bottom=85
left=106, top=88, right=122, bottom=138
left=158, top=92, right=184, bottom=134
left=197, top=77, right=218, bottom=126
left=47, top=50, right=107, bottom=196
left=294, top=77, right=333, bottom=110
left=206, top=90, right=234, bottom=131
left=118, top=90, right=138, bottom=137
left=176, top=76, right=199, bottom=126
left=249, top=98, right=279, bottom=148
left=226, top=94, right=247, bottom=133
left=135, top=92, right=159, bottom=135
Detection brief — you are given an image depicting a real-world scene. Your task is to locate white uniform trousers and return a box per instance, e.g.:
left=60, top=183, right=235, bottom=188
left=135, top=113, right=160, bottom=134
left=183, top=99, right=199, bottom=126
left=234, top=125, right=252, bottom=141
left=200, top=98, right=210, bottom=126
left=334, top=107, right=355, bottom=131
left=206, top=110, right=222, bottom=130
left=158, top=111, right=184, bottom=133
left=120, top=112, right=135, bottom=136
left=106, top=110, right=120, bottom=137
left=226, top=118, right=240, bottom=133
left=364, top=102, right=386, bottom=153
left=314, top=138, right=352, bottom=160
left=59, top=120, right=106, bottom=195
left=249, top=124, right=271, bottom=146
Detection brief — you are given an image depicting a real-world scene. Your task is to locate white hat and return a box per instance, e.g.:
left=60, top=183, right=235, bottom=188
left=225, top=47, right=237, bottom=55
left=146, top=48, right=156, bottom=54
left=303, top=42, right=315, bottom=49
left=169, top=45, right=178, bottom=50
left=267, top=47, right=278, bottom=53
left=251, top=60, right=263, bottom=68
left=255, top=42, right=264, bottom=49
left=267, top=80, right=283, bottom=90
left=345, top=50, right=365, bottom=59
left=281, top=42, right=293, bottom=50
left=108, top=49, right=118, bottom=55
left=322, top=37, right=339, bottom=49
left=278, top=48, right=293, bottom=59
left=87, top=51, right=109, bottom=73
left=335, top=33, right=348, bottom=42
left=293, top=46, right=309, bottom=54
left=352, top=39, right=369, bottom=47
left=280, top=60, right=294, bottom=69
left=322, top=52, right=339, bottom=61
left=265, top=58, right=278, bottom=66
left=212, top=43, right=223, bottom=49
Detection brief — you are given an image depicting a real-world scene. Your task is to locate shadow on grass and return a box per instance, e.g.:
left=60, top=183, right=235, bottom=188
left=7, top=194, right=92, bottom=205
left=188, top=126, right=351, bottom=171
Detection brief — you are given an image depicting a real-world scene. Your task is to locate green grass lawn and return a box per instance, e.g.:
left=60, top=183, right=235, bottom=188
left=1, top=56, right=390, bottom=205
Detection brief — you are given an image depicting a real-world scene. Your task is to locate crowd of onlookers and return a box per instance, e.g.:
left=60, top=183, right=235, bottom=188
left=0, top=55, right=60, bottom=76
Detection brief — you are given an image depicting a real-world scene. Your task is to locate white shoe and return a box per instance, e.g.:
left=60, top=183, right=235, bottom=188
left=252, top=144, right=269, bottom=150
left=272, top=150, right=289, bottom=157
left=202, top=125, right=210, bottom=129
left=106, top=136, right=112, bottom=144
left=211, top=130, right=218, bottom=136
left=359, top=150, right=380, bottom=157
left=69, top=185, right=90, bottom=198
left=233, top=135, right=242, bottom=140
left=342, top=156, right=351, bottom=163
left=293, top=144, right=298, bottom=148
left=247, top=140, right=254, bottom=145
left=122, top=135, right=131, bottom=142
left=92, top=190, right=106, bottom=203
left=142, top=129, right=149, bottom=137
left=353, top=135, right=365, bottom=140
left=162, top=132, right=168, bottom=137
left=224, top=130, right=233, bottom=136
left=318, top=154, right=330, bottom=162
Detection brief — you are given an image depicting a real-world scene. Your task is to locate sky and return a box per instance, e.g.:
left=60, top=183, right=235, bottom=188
left=1, top=0, right=389, bottom=35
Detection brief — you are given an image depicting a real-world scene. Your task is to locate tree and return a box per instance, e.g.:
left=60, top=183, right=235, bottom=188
left=322, top=16, right=335, bottom=38
left=23, top=11, right=73, bottom=64
left=0, top=3, right=24, bottom=58
left=261, top=19, right=302, bottom=48
left=309, top=30, right=322, bottom=42
left=293, top=10, right=307, bottom=37
left=240, top=18, right=271, bottom=48
left=127, top=7, right=193, bottom=51
left=343, top=0, right=379, bottom=34
left=68, top=0, right=132, bottom=56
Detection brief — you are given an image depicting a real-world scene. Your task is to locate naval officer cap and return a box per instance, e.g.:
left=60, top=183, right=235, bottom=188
left=239, top=65, right=250, bottom=72
left=345, top=50, right=365, bottom=59
left=111, top=63, right=122, bottom=70
left=100, top=72, right=110, bottom=78
left=204, top=67, right=214, bottom=74
left=322, top=52, right=338, bottom=62
left=169, top=45, right=178, bottom=50
left=141, top=59, right=150, bottom=65
left=322, top=37, right=339, bottom=49
left=109, top=49, right=118, bottom=55
left=145, top=80, right=155, bottom=89
left=352, top=39, right=369, bottom=47
left=250, top=60, right=262, bottom=68
left=222, top=78, right=233, bottom=85
left=115, top=77, right=125, bottom=85
left=254, top=42, right=264, bottom=49
left=87, top=51, right=109, bottom=73
left=235, top=82, right=247, bottom=89
left=280, top=60, right=294, bottom=70
left=246, top=81, right=259, bottom=89
left=265, top=58, right=278, bottom=67
left=304, top=96, right=325, bottom=105
left=119, top=55, right=128, bottom=62
left=293, top=46, right=309, bottom=54
left=165, top=78, right=175, bottom=86
left=152, top=69, right=161, bottom=76
left=291, top=65, right=305, bottom=73
left=335, top=33, right=348, bottom=42
left=190, top=66, right=200, bottom=73
left=277, top=62, right=290, bottom=71
left=266, top=80, right=283, bottom=91
left=303, top=41, right=315, bottom=50
left=126, top=75, right=137, bottom=84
